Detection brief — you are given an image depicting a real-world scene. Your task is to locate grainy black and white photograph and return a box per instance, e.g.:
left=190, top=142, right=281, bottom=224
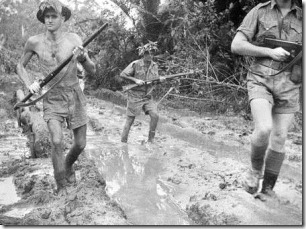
left=0, top=0, right=302, bottom=226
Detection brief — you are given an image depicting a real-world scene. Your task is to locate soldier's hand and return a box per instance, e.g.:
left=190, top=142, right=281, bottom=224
left=269, top=47, right=290, bottom=62
left=73, top=46, right=88, bottom=63
left=29, top=81, right=41, bottom=94
left=135, top=79, right=145, bottom=85
left=159, top=76, right=166, bottom=82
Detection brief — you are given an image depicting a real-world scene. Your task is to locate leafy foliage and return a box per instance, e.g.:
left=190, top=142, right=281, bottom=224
left=2, top=0, right=300, bottom=114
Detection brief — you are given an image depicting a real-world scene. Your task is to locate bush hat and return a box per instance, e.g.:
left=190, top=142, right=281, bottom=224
left=137, top=41, right=158, bottom=56
left=37, top=0, right=71, bottom=24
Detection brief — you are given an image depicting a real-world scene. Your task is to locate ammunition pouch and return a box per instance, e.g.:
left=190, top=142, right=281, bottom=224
left=290, top=63, right=302, bottom=84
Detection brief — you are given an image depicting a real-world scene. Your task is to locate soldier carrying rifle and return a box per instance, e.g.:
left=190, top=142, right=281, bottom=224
left=16, top=0, right=96, bottom=193
left=120, top=41, right=166, bottom=143
left=231, top=0, right=302, bottom=200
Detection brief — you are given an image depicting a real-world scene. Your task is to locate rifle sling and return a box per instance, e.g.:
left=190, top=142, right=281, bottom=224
left=249, top=51, right=302, bottom=77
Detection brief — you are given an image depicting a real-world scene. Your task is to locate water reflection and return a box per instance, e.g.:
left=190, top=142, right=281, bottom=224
left=90, top=144, right=190, bottom=225
left=0, top=177, right=20, bottom=206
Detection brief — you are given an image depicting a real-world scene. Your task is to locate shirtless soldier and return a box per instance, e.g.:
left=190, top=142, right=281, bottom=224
left=16, top=0, right=96, bottom=192
left=231, top=0, right=301, bottom=198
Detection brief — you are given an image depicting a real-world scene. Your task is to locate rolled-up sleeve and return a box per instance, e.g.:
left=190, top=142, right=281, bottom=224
left=237, top=6, right=259, bottom=41
left=120, top=62, right=135, bottom=78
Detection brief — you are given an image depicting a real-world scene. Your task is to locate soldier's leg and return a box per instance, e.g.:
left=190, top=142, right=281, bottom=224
left=143, top=100, right=159, bottom=143
left=244, top=98, right=273, bottom=194
left=147, top=110, right=159, bottom=143
left=121, top=100, right=141, bottom=143
left=261, top=113, right=294, bottom=193
left=121, top=115, right=135, bottom=143
left=65, top=124, right=87, bottom=184
left=47, top=119, right=66, bottom=190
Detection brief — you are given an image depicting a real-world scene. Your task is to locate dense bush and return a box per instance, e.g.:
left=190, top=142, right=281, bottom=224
left=0, top=0, right=301, bottom=114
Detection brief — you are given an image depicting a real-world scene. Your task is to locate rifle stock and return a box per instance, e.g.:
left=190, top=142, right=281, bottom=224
left=14, top=23, right=109, bottom=110
left=122, top=71, right=196, bottom=92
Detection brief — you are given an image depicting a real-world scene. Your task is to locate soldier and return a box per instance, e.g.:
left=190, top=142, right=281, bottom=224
left=231, top=0, right=301, bottom=199
left=120, top=42, right=165, bottom=143
left=16, top=0, right=96, bottom=192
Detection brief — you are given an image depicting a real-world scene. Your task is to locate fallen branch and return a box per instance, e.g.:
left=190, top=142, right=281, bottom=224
left=168, top=93, right=225, bottom=103
left=182, top=78, right=247, bottom=91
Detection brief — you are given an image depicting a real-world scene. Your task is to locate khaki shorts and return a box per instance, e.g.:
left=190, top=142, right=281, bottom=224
left=43, top=83, right=88, bottom=129
left=126, top=97, right=157, bottom=117
left=247, top=63, right=301, bottom=114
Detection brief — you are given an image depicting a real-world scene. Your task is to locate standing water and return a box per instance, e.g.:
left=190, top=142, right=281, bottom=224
left=0, top=177, right=20, bottom=206
left=86, top=128, right=192, bottom=225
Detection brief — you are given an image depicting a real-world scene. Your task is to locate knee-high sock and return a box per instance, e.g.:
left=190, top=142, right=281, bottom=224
left=251, top=143, right=268, bottom=171
left=265, top=148, right=285, bottom=175
left=262, top=148, right=285, bottom=191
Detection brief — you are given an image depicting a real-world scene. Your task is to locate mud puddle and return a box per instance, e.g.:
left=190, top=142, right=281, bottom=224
left=85, top=97, right=302, bottom=225
left=158, top=121, right=302, bottom=182
left=86, top=125, right=192, bottom=225
left=0, top=177, right=20, bottom=206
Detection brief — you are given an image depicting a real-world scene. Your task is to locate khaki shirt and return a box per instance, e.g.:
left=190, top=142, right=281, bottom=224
left=237, top=0, right=302, bottom=69
left=121, top=59, right=159, bottom=100
left=237, top=0, right=302, bottom=43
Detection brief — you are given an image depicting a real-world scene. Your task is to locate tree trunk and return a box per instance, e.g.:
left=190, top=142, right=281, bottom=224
left=15, top=89, right=51, bottom=158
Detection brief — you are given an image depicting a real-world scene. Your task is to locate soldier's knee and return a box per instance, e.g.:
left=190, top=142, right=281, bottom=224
left=75, top=139, right=86, bottom=151
left=149, top=112, right=159, bottom=120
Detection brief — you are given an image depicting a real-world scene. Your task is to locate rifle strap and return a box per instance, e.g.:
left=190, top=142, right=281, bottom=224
left=248, top=50, right=302, bottom=77
left=15, top=58, right=76, bottom=108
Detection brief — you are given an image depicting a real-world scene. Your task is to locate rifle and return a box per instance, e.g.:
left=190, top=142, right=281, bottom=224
left=263, top=38, right=302, bottom=59
left=122, top=71, right=199, bottom=92
left=14, top=23, right=109, bottom=110
left=249, top=37, right=302, bottom=77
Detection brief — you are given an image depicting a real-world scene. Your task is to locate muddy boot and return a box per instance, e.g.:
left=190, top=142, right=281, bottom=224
left=261, top=172, right=278, bottom=195
left=65, top=166, right=76, bottom=185
left=148, top=130, right=156, bottom=143
left=258, top=149, right=284, bottom=197
left=54, top=171, right=67, bottom=194
left=121, top=116, right=135, bottom=143
left=254, top=172, right=278, bottom=201
left=147, top=112, right=158, bottom=143
left=242, top=168, right=263, bottom=194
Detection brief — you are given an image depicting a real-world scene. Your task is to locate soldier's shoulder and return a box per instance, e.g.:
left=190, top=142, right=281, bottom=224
left=26, top=33, right=44, bottom=45
left=257, top=1, right=271, bottom=9
left=131, top=59, right=142, bottom=65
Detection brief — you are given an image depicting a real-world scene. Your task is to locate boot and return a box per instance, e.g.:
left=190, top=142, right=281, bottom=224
left=148, top=112, right=158, bottom=143
left=242, top=168, right=263, bottom=194
left=261, top=171, right=278, bottom=195
left=65, top=165, right=76, bottom=185
left=54, top=171, right=67, bottom=192
left=148, top=130, right=156, bottom=143
left=121, top=116, right=135, bottom=143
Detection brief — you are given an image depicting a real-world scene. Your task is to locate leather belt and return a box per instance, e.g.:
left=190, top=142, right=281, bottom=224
left=255, top=58, right=291, bottom=72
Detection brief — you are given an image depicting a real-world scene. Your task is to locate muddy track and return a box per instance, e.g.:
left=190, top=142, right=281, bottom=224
left=0, top=75, right=303, bottom=225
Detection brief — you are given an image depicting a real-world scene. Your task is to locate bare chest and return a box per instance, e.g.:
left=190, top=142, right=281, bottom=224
left=34, top=36, right=75, bottom=67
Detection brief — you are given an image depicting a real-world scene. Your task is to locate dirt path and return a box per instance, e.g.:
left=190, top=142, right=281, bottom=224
left=0, top=75, right=302, bottom=225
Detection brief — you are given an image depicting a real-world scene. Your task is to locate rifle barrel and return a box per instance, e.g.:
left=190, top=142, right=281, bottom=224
left=122, top=71, right=196, bottom=92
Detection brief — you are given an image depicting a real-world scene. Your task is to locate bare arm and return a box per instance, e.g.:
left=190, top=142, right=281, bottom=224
left=16, top=38, right=40, bottom=93
left=231, top=31, right=290, bottom=61
left=73, top=34, right=96, bottom=74
left=120, top=62, right=145, bottom=85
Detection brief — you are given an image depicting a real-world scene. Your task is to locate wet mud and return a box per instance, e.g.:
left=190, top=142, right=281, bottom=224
left=0, top=75, right=302, bottom=225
